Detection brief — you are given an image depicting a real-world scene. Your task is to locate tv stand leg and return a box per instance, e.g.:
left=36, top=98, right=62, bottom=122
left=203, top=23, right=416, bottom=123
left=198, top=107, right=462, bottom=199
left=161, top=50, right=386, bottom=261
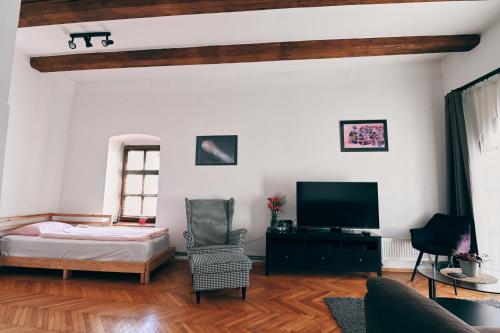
left=377, top=269, right=382, bottom=277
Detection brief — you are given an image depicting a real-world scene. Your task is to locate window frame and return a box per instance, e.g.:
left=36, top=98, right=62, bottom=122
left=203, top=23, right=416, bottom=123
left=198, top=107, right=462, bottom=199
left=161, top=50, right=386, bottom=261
left=119, top=145, right=160, bottom=223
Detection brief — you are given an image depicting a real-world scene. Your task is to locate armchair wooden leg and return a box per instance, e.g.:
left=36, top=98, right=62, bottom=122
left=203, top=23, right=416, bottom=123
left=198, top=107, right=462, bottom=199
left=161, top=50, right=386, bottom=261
left=411, top=251, right=424, bottom=282
left=242, top=287, right=247, bottom=300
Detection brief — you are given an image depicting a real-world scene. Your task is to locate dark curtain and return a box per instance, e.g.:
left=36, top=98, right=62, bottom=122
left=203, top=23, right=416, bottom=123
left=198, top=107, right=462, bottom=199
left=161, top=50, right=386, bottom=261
left=444, top=91, right=477, bottom=252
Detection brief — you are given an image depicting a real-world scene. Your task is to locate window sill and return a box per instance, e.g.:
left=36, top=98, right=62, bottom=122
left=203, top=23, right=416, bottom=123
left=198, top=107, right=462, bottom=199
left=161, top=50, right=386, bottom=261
left=115, top=222, right=156, bottom=228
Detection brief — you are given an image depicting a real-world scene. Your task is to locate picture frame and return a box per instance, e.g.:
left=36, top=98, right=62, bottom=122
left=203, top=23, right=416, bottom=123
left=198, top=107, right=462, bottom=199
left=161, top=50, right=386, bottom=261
left=339, top=120, right=389, bottom=152
left=195, top=135, right=238, bottom=165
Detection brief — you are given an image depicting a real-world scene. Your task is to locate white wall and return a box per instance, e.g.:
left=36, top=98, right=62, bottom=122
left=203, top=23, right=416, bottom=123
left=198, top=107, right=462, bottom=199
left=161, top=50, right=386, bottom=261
left=441, top=17, right=500, bottom=93
left=0, top=52, right=75, bottom=216
left=0, top=0, right=21, bottom=200
left=60, top=60, right=446, bottom=256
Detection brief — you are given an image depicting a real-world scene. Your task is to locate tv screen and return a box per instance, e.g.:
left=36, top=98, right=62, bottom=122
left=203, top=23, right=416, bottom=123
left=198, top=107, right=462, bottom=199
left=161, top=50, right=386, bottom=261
left=297, top=182, right=379, bottom=229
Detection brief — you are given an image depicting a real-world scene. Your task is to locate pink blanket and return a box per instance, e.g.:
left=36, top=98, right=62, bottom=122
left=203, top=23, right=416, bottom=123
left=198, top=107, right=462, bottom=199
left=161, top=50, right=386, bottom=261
left=40, top=225, right=169, bottom=242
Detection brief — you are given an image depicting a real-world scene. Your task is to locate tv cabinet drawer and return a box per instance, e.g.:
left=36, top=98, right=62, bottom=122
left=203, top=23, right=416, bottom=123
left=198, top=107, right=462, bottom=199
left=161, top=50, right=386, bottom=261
left=341, top=252, right=379, bottom=268
left=268, top=252, right=303, bottom=266
left=308, top=253, right=337, bottom=267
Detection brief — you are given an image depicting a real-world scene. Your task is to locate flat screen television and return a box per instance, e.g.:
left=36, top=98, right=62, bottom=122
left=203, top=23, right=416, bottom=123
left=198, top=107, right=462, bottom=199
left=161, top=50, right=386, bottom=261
left=297, top=182, right=379, bottom=229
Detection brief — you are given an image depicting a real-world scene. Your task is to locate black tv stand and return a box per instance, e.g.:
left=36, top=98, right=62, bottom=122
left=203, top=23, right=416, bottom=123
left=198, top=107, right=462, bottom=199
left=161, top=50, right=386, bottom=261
left=266, top=227, right=382, bottom=276
left=297, top=227, right=368, bottom=235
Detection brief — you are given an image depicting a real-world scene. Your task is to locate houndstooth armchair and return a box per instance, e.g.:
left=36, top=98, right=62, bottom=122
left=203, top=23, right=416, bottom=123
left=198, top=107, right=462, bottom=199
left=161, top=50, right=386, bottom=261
left=183, top=198, right=247, bottom=256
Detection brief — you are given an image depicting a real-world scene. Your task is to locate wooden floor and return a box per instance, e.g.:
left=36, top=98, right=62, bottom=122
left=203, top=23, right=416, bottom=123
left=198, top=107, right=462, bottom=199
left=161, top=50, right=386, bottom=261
left=0, top=261, right=497, bottom=333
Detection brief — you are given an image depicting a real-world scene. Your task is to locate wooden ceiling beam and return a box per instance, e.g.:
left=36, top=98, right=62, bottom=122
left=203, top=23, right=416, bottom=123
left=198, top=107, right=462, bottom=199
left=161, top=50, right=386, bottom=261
left=20, top=0, right=466, bottom=27
left=30, top=35, right=480, bottom=73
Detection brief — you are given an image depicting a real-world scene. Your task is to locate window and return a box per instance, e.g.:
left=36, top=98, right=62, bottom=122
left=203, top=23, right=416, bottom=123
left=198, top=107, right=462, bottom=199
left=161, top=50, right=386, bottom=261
left=464, top=77, right=500, bottom=271
left=119, top=145, right=160, bottom=223
left=475, top=133, right=500, bottom=271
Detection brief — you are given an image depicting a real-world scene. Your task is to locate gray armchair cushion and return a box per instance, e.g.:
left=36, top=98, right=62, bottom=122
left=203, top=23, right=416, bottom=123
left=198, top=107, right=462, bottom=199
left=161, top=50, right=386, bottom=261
left=188, top=245, right=244, bottom=256
left=190, top=252, right=252, bottom=275
left=186, top=198, right=234, bottom=247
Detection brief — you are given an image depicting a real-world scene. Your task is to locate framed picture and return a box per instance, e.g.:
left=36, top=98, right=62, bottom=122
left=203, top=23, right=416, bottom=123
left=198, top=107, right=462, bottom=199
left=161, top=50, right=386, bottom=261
left=196, top=135, right=238, bottom=165
left=340, top=120, right=388, bottom=152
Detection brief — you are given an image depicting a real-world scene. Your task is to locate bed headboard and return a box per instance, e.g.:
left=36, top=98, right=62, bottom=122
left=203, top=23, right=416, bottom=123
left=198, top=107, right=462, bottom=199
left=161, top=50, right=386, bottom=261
left=48, top=213, right=113, bottom=226
left=0, top=214, right=50, bottom=237
left=0, top=213, right=113, bottom=237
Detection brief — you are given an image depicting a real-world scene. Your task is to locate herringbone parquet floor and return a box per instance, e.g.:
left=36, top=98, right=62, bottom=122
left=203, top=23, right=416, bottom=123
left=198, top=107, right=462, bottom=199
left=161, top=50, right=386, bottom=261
left=0, top=261, right=496, bottom=333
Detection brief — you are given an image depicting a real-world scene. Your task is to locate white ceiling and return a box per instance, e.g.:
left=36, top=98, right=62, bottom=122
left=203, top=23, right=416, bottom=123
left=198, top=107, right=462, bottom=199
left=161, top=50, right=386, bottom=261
left=14, top=1, right=500, bottom=81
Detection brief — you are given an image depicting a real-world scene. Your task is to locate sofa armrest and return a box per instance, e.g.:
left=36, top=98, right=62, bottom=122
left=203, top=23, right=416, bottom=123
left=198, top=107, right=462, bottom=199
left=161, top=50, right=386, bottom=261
left=475, top=327, right=500, bottom=333
left=228, top=228, right=247, bottom=247
left=365, top=277, right=479, bottom=333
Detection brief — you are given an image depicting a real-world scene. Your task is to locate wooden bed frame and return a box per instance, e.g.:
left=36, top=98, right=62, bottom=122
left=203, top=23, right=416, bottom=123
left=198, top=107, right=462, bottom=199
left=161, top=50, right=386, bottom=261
left=0, top=213, right=175, bottom=284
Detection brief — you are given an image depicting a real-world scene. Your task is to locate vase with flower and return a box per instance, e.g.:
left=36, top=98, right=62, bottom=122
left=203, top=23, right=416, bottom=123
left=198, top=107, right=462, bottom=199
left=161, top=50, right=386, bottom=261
left=267, top=193, right=286, bottom=228
left=452, top=252, right=490, bottom=277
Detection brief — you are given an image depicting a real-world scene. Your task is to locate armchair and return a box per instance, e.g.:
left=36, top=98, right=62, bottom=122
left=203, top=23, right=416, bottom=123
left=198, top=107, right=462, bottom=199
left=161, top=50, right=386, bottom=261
left=410, top=213, right=473, bottom=281
left=183, top=198, right=252, bottom=303
left=183, top=198, right=247, bottom=256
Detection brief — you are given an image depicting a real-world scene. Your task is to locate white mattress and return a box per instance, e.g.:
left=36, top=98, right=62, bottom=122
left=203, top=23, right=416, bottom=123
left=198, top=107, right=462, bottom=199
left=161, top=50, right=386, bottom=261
left=0, top=234, right=170, bottom=262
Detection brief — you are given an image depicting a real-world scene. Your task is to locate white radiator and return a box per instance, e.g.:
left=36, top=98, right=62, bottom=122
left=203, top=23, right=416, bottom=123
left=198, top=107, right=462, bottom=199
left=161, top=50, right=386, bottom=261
left=382, top=238, right=420, bottom=261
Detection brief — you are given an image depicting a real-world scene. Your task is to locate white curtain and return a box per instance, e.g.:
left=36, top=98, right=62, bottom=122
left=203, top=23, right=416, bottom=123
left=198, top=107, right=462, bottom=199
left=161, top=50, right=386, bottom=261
left=462, top=75, right=500, bottom=271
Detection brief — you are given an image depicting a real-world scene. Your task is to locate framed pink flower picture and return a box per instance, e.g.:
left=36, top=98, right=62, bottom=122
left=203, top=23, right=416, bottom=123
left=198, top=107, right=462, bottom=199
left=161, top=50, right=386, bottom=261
left=340, top=120, right=388, bottom=152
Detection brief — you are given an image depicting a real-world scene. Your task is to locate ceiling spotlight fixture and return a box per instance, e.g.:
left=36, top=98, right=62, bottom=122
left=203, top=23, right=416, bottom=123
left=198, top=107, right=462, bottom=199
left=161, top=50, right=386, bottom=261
left=67, top=32, right=113, bottom=49
left=101, top=35, right=114, bottom=47
left=68, top=37, right=76, bottom=49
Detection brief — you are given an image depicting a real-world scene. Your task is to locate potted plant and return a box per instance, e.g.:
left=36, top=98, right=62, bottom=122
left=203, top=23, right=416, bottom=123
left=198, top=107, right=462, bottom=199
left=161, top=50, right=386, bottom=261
left=452, top=252, right=486, bottom=277
left=267, top=193, right=286, bottom=228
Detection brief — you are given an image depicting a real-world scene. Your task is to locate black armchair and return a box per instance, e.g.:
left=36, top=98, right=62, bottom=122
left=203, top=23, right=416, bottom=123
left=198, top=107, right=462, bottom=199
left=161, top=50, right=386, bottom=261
left=410, top=213, right=473, bottom=282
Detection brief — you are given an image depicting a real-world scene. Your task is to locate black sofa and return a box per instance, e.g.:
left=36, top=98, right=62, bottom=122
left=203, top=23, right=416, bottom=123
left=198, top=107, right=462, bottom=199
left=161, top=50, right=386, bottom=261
left=364, top=277, right=500, bottom=333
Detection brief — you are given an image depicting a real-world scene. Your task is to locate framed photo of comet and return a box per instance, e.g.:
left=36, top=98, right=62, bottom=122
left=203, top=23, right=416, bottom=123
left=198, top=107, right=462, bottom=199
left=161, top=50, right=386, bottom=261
left=196, top=135, right=238, bottom=166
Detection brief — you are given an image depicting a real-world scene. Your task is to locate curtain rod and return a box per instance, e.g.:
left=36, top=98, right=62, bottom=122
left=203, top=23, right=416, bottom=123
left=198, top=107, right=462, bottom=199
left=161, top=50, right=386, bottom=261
left=453, top=67, right=500, bottom=92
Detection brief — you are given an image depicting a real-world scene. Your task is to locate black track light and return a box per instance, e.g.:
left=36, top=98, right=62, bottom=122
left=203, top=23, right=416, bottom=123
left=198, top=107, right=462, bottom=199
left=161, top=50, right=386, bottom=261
left=67, top=32, right=113, bottom=49
left=68, top=38, right=76, bottom=49
left=83, top=35, right=93, bottom=48
left=101, top=36, right=114, bottom=47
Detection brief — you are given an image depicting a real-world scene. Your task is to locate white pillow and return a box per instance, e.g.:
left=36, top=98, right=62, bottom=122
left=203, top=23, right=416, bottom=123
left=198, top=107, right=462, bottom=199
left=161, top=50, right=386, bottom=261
left=9, top=222, right=72, bottom=236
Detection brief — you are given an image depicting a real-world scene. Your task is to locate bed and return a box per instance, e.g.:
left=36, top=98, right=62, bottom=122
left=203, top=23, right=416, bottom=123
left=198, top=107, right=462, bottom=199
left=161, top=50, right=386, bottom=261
left=0, top=213, right=175, bottom=284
